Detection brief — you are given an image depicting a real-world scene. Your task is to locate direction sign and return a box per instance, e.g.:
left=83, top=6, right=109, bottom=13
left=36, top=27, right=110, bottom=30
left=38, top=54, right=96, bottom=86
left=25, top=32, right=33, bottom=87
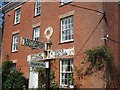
left=30, top=62, right=45, bottom=68
left=50, top=47, right=74, bottom=58
left=20, top=37, right=45, bottom=50
left=27, top=53, right=44, bottom=62
left=27, top=47, right=74, bottom=62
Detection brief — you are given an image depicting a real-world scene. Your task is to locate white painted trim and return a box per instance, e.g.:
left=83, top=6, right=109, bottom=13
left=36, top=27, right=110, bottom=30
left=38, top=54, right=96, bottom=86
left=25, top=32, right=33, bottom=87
left=35, top=0, right=41, bottom=16
left=12, top=34, right=19, bottom=52
left=60, top=59, right=62, bottom=87
left=14, top=5, right=22, bottom=10
left=14, top=8, right=21, bottom=24
left=60, top=39, right=74, bottom=43
left=60, top=16, right=74, bottom=43
left=29, top=67, right=38, bottom=88
left=11, top=60, right=17, bottom=63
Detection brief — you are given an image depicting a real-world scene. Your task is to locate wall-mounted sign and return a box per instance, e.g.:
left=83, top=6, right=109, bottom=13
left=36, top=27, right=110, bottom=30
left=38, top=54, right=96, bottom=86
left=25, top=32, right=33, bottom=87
left=44, top=26, right=53, bottom=40
left=20, top=37, right=45, bottom=50
left=30, top=62, right=45, bottom=68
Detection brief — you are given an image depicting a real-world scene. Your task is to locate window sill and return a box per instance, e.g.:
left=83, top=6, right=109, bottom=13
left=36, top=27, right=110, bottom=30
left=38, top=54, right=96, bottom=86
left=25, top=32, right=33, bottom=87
left=59, top=40, right=74, bottom=45
left=13, top=22, right=20, bottom=26
left=11, top=50, right=18, bottom=53
left=33, top=14, right=41, bottom=18
left=59, top=85, right=74, bottom=89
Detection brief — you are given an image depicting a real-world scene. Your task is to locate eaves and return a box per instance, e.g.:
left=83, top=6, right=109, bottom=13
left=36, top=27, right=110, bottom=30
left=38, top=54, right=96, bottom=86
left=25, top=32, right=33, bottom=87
left=0, top=0, right=29, bottom=13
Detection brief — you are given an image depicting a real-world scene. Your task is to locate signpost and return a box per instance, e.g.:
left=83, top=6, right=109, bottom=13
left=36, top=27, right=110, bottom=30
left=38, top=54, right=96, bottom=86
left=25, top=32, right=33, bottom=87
left=27, top=47, right=74, bottom=62
left=21, top=26, right=75, bottom=89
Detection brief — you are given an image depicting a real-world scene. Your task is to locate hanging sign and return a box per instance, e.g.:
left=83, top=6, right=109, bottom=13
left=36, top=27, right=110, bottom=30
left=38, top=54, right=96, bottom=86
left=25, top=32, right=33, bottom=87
left=20, top=37, right=45, bottom=50
left=30, top=62, right=45, bottom=68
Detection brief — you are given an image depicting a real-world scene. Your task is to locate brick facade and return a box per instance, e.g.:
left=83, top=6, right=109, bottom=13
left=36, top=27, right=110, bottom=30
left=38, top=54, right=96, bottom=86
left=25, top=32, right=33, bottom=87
left=2, top=1, right=119, bottom=88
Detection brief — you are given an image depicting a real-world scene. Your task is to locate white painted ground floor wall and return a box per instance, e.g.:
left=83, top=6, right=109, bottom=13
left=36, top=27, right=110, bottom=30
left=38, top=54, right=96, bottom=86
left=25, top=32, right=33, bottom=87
left=29, top=67, right=38, bottom=88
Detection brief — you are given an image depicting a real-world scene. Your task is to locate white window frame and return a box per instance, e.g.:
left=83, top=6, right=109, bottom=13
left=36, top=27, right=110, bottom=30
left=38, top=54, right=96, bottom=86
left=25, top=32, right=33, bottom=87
left=12, top=34, right=18, bottom=52
left=60, top=0, right=73, bottom=5
left=14, top=8, right=20, bottom=24
left=33, top=27, right=40, bottom=41
left=35, top=0, right=41, bottom=16
left=60, top=59, right=73, bottom=88
left=60, top=16, right=74, bottom=43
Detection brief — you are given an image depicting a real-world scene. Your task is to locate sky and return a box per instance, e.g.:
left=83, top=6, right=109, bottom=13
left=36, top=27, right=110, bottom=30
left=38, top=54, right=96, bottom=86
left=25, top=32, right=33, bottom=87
left=0, top=1, right=8, bottom=28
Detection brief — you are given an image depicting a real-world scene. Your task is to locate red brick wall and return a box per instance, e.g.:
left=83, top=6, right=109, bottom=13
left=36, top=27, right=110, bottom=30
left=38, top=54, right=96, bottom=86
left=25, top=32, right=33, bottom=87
left=103, top=2, right=119, bottom=88
left=40, top=2, right=104, bottom=88
left=2, top=1, right=119, bottom=88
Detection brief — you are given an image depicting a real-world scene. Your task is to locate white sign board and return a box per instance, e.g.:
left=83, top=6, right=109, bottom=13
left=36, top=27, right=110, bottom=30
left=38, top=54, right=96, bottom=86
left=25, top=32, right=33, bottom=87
left=27, top=47, right=74, bottom=62
left=27, top=53, right=44, bottom=62
left=30, top=62, right=45, bottom=68
left=21, top=37, right=45, bottom=50
left=50, top=47, right=74, bottom=58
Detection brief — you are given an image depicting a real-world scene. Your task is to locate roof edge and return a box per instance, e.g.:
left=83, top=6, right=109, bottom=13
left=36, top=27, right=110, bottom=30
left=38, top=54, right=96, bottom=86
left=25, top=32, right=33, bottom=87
left=1, top=1, right=28, bottom=13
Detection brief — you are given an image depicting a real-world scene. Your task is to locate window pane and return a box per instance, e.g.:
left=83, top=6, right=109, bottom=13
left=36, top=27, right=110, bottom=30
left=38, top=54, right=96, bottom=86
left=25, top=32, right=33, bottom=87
left=12, top=34, right=18, bottom=52
left=35, top=0, right=41, bottom=15
left=15, top=8, right=20, bottom=24
left=61, top=16, right=73, bottom=42
left=33, top=27, right=40, bottom=41
left=60, top=59, right=73, bottom=86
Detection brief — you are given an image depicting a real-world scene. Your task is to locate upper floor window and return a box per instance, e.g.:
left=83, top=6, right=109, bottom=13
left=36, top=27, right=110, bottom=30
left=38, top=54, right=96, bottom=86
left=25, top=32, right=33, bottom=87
left=35, top=0, right=41, bottom=16
left=60, top=59, right=73, bottom=87
left=33, top=27, right=40, bottom=41
left=12, top=34, right=18, bottom=52
left=61, top=16, right=73, bottom=43
left=60, top=0, right=73, bottom=5
left=14, top=8, right=20, bottom=24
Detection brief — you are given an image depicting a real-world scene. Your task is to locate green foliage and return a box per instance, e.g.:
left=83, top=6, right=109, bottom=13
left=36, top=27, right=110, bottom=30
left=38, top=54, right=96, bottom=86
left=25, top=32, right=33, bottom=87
left=3, top=69, right=28, bottom=90
left=82, top=46, right=113, bottom=75
left=50, top=70, right=57, bottom=89
left=2, top=60, right=13, bottom=84
left=2, top=60, right=28, bottom=90
left=69, top=74, right=74, bottom=85
left=38, top=68, right=46, bottom=88
left=78, top=46, right=118, bottom=88
left=32, top=67, right=58, bottom=89
left=32, top=67, right=46, bottom=88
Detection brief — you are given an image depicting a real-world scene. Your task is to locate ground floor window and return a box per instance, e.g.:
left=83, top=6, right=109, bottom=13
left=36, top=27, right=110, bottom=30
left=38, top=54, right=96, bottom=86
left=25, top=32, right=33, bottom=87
left=60, top=58, right=73, bottom=87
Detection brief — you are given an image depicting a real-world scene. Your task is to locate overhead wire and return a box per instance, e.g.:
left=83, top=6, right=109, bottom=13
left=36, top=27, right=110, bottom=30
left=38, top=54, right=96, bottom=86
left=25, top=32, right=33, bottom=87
left=69, top=3, right=104, bottom=14
left=73, top=14, right=105, bottom=59
left=107, top=37, right=120, bottom=44
left=69, top=3, right=120, bottom=45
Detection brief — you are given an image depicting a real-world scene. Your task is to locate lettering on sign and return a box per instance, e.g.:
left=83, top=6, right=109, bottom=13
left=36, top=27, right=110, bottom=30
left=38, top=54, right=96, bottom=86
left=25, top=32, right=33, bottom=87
left=50, top=47, right=74, bottom=58
left=27, top=47, right=74, bottom=62
left=27, top=53, right=44, bottom=62
left=30, top=62, right=45, bottom=68
left=21, top=37, right=45, bottom=50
